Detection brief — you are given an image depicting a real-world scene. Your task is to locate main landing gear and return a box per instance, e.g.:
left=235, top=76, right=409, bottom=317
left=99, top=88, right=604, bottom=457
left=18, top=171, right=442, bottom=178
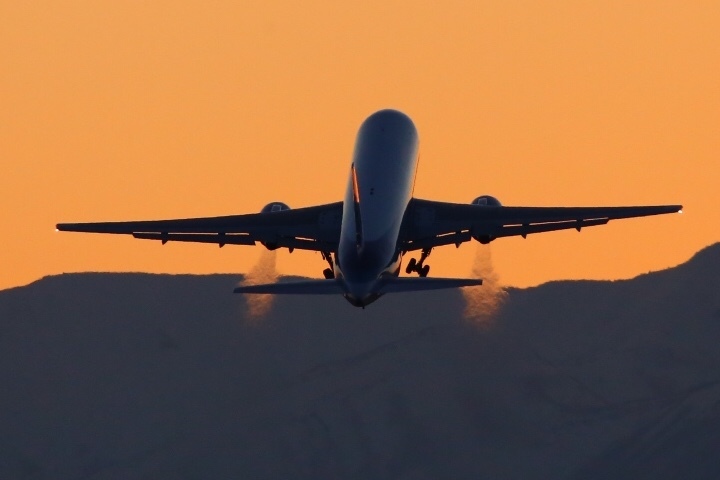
left=405, top=248, right=432, bottom=277
left=321, top=251, right=335, bottom=279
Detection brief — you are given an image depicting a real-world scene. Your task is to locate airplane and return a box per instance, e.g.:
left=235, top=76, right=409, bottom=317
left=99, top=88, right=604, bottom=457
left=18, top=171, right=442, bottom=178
left=57, top=109, right=682, bottom=307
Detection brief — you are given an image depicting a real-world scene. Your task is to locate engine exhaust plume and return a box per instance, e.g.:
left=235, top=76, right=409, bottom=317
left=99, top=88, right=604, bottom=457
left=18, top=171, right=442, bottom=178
left=462, top=244, right=507, bottom=328
left=239, top=249, right=278, bottom=321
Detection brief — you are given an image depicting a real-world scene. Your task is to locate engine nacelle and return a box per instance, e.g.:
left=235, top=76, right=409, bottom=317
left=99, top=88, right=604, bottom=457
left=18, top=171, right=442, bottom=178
left=471, top=195, right=502, bottom=207
left=260, top=202, right=291, bottom=250
left=470, top=196, right=501, bottom=244
left=261, top=202, right=291, bottom=214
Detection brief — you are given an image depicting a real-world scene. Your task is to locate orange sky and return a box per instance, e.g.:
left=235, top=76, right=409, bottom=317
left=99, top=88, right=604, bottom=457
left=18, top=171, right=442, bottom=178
left=1, top=1, right=718, bottom=291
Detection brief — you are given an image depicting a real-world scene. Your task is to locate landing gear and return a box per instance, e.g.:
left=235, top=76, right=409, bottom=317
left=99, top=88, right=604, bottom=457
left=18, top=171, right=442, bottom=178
left=321, top=251, right=335, bottom=279
left=405, top=258, right=417, bottom=274
left=405, top=248, right=432, bottom=277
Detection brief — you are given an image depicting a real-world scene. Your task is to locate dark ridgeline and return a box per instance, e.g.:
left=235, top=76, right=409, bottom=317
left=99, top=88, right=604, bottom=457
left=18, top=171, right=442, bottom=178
left=1, top=244, right=719, bottom=479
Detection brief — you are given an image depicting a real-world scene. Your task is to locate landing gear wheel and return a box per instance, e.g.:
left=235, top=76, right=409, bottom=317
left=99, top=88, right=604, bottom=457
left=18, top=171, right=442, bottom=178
left=405, top=258, right=417, bottom=274
left=323, top=268, right=334, bottom=279
left=420, top=265, right=430, bottom=277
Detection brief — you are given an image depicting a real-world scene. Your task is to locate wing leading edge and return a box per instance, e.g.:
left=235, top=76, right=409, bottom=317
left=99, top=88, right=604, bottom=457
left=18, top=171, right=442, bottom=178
left=57, top=202, right=343, bottom=252
left=400, top=199, right=682, bottom=250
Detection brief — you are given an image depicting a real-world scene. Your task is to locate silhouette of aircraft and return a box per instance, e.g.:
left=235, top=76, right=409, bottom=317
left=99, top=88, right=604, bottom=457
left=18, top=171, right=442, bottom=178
left=58, top=109, right=682, bottom=307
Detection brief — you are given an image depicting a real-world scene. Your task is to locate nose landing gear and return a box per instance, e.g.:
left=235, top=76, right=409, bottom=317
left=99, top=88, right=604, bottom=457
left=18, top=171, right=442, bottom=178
left=405, top=248, right=432, bottom=277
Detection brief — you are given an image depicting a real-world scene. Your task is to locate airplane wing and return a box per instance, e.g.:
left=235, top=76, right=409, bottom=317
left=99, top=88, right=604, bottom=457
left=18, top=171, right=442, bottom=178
left=399, top=198, right=682, bottom=251
left=57, top=202, right=344, bottom=252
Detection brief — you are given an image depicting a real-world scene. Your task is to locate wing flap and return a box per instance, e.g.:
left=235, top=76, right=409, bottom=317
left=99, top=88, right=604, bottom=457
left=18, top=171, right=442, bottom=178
left=133, top=233, right=256, bottom=246
left=491, top=217, right=609, bottom=239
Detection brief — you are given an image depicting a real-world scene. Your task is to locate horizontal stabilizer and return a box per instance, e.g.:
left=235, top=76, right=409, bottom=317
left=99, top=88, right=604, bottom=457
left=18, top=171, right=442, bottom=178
left=378, top=276, right=482, bottom=293
left=234, top=279, right=345, bottom=295
left=234, top=277, right=482, bottom=296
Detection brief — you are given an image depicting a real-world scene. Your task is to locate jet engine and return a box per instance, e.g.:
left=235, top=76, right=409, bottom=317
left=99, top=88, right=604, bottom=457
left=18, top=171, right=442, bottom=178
left=471, top=195, right=502, bottom=207
left=471, top=195, right=501, bottom=244
left=260, top=202, right=291, bottom=250
left=261, top=202, right=291, bottom=214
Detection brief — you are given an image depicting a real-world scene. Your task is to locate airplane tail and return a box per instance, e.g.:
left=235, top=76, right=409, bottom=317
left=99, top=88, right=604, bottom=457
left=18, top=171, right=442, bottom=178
left=233, top=277, right=482, bottom=295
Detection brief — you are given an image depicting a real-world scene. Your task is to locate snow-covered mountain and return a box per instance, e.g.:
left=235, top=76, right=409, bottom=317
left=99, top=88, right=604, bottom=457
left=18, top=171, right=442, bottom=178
left=2, top=244, right=719, bottom=480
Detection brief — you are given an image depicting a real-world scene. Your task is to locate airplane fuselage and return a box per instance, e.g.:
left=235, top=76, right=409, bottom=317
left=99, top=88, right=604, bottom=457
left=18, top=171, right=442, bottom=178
left=336, top=109, right=419, bottom=306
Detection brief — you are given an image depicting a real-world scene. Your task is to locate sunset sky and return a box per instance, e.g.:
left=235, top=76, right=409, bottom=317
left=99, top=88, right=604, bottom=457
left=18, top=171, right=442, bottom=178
left=2, top=1, right=718, bottom=291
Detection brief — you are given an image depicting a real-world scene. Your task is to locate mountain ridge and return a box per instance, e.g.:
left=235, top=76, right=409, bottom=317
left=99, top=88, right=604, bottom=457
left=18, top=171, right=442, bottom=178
left=1, top=243, right=719, bottom=479
left=8, top=241, right=719, bottom=295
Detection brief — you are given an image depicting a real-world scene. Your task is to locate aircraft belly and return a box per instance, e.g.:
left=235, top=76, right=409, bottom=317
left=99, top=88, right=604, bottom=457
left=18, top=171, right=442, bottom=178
left=338, top=232, right=399, bottom=280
